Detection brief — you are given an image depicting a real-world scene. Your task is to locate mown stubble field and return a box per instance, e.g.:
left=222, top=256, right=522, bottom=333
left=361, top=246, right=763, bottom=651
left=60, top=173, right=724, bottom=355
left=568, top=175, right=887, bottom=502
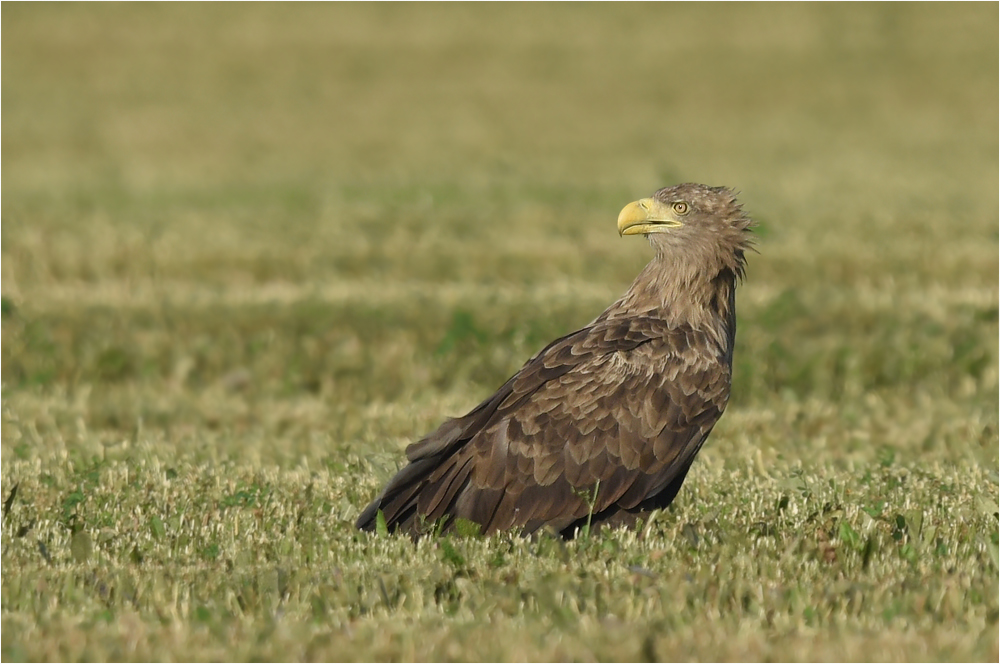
left=2, top=4, right=998, bottom=661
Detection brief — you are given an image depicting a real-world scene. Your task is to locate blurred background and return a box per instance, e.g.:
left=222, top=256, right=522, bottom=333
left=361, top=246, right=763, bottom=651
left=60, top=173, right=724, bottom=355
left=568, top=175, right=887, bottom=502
left=5, top=4, right=996, bottom=196
left=2, top=3, right=997, bottom=462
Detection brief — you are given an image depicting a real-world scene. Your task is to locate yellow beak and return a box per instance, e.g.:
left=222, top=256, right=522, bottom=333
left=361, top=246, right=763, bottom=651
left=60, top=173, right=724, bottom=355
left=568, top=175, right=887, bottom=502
left=617, top=198, right=684, bottom=236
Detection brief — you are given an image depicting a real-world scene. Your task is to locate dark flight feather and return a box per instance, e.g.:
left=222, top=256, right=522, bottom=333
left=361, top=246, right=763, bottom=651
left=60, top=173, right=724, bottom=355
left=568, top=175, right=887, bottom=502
left=356, top=183, right=755, bottom=538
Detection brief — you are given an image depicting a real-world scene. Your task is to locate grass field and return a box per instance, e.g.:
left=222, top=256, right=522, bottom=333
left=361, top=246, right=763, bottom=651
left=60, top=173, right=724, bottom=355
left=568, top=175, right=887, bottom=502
left=2, top=4, right=998, bottom=661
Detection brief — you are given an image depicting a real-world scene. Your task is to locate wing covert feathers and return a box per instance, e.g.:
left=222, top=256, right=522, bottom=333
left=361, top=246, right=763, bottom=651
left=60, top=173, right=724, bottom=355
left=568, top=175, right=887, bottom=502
left=356, top=315, right=732, bottom=538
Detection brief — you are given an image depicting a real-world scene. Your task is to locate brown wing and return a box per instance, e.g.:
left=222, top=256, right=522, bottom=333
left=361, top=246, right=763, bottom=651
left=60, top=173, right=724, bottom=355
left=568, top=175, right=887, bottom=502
left=355, top=315, right=731, bottom=536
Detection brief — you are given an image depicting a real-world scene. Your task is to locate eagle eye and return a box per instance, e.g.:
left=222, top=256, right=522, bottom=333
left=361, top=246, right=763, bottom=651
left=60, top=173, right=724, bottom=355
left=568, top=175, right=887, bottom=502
left=672, top=201, right=690, bottom=215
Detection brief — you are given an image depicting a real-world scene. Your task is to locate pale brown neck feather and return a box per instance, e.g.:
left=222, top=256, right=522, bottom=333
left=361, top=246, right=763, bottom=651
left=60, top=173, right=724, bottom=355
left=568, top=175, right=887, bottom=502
left=601, top=238, right=745, bottom=358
